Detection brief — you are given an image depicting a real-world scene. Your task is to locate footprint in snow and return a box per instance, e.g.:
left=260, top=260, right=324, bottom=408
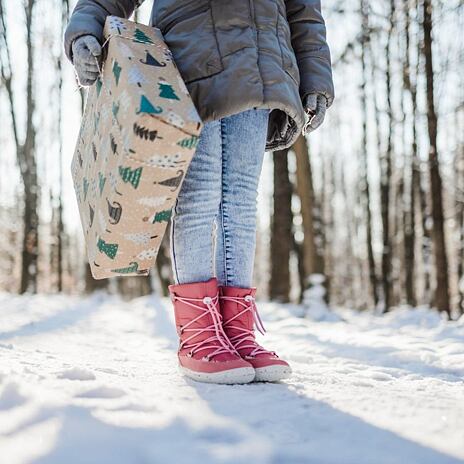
left=0, top=382, right=27, bottom=410
left=0, top=343, right=14, bottom=350
left=368, top=371, right=395, bottom=382
left=76, top=386, right=126, bottom=399
left=94, top=367, right=119, bottom=375
left=57, top=367, right=96, bottom=381
left=350, top=380, right=375, bottom=388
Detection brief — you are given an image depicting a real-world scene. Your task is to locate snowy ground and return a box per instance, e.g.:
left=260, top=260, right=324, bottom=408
left=1, top=291, right=463, bottom=464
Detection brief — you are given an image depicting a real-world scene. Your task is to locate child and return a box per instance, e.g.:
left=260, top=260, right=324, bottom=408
left=64, top=0, right=334, bottom=384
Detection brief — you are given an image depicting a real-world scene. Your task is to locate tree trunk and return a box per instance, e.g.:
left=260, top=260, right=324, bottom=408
left=402, top=0, right=417, bottom=307
left=157, top=225, right=173, bottom=296
left=84, top=264, right=107, bottom=293
left=0, top=0, right=40, bottom=293
left=20, top=170, right=39, bottom=293
left=270, top=149, right=293, bottom=302
left=55, top=0, right=70, bottom=293
left=455, top=125, right=464, bottom=315
left=360, top=0, right=378, bottom=307
left=117, top=275, right=152, bottom=300
left=404, top=170, right=416, bottom=306
left=292, top=135, right=318, bottom=278
left=417, top=156, right=433, bottom=304
left=20, top=0, right=39, bottom=293
left=422, top=0, right=451, bottom=316
left=379, top=0, right=395, bottom=312
left=293, top=134, right=327, bottom=304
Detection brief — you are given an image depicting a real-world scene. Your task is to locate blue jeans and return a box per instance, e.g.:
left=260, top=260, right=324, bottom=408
left=169, top=108, right=269, bottom=288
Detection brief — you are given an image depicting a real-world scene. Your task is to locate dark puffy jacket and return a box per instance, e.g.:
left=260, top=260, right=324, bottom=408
left=64, top=0, right=334, bottom=151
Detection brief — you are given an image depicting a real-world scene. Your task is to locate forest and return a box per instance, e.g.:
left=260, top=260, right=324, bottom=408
left=1, top=2, right=464, bottom=463
left=0, top=0, right=463, bottom=319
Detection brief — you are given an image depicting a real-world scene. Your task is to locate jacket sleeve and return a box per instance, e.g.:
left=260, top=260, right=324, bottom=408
left=64, top=0, right=141, bottom=63
left=285, top=0, right=334, bottom=107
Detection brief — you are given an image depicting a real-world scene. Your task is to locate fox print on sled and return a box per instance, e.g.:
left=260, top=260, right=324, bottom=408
left=71, top=16, right=202, bottom=279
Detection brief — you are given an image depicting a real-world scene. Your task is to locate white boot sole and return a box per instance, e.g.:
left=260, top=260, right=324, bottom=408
left=254, top=365, right=292, bottom=382
left=179, top=366, right=255, bottom=385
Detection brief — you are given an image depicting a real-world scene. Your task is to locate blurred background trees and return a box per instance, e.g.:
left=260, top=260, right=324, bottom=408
left=0, top=0, right=463, bottom=318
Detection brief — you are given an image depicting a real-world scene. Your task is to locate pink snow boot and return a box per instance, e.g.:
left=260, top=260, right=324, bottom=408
left=168, top=277, right=255, bottom=384
left=219, top=285, right=292, bottom=382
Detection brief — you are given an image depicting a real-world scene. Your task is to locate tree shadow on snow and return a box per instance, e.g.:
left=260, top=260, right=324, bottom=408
left=23, top=405, right=255, bottom=464
left=147, top=297, right=463, bottom=464
left=10, top=381, right=462, bottom=464
left=0, top=293, right=106, bottom=341
left=283, top=330, right=464, bottom=382
left=191, top=379, right=463, bottom=464
left=2, top=295, right=461, bottom=464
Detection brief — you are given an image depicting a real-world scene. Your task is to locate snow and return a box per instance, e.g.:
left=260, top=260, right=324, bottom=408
left=0, top=291, right=463, bottom=464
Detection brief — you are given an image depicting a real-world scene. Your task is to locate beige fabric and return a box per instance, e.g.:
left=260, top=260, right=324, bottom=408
left=72, top=16, right=202, bottom=279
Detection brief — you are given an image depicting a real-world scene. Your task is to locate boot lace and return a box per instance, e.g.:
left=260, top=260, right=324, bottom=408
left=220, top=295, right=276, bottom=358
left=172, top=293, right=238, bottom=361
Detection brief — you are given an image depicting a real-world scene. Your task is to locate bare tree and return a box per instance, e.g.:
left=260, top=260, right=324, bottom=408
left=270, top=149, right=293, bottom=302
left=402, top=0, right=417, bottom=307
left=293, top=137, right=321, bottom=274
left=53, top=0, right=71, bottom=292
left=455, top=109, right=464, bottom=315
left=378, top=0, right=396, bottom=312
left=157, top=230, right=173, bottom=296
left=360, top=0, right=378, bottom=306
left=0, top=0, right=40, bottom=293
left=422, top=0, right=451, bottom=316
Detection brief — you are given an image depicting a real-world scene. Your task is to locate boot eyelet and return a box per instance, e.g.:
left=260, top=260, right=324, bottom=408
left=245, top=295, right=254, bottom=302
left=202, top=355, right=211, bottom=362
left=203, top=296, right=212, bottom=304
left=187, top=351, right=193, bottom=358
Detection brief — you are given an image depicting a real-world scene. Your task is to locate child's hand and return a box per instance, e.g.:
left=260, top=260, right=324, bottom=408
left=71, top=35, right=102, bottom=86
left=302, top=93, right=328, bottom=135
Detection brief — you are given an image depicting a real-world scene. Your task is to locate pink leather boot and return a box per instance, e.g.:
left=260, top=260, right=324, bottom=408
left=168, top=277, right=255, bottom=384
left=219, top=285, right=292, bottom=382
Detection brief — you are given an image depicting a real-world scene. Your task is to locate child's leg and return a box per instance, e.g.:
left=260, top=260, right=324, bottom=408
left=214, top=108, right=269, bottom=288
left=169, top=119, right=222, bottom=284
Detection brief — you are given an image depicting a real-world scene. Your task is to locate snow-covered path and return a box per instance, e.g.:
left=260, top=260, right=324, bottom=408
left=1, top=292, right=463, bottom=464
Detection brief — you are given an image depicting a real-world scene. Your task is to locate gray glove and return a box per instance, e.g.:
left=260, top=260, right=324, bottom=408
left=303, top=94, right=328, bottom=135
left=71, top=35, right=102, bottom=86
